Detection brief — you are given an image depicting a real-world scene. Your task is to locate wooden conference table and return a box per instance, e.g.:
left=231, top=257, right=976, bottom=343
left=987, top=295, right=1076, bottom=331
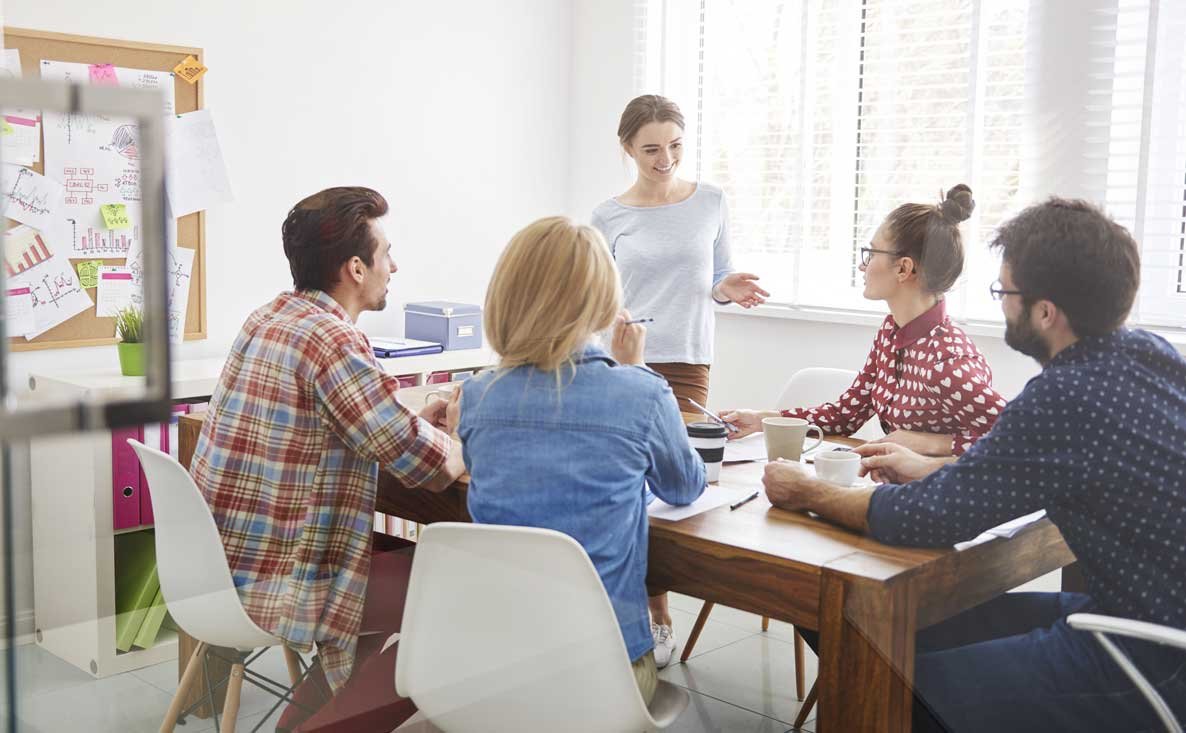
left=177, top=383, right=1078, bottom=732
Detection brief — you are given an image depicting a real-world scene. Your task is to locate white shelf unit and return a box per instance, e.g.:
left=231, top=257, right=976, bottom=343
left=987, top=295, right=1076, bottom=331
left=26, top=347, right=492, bottom=677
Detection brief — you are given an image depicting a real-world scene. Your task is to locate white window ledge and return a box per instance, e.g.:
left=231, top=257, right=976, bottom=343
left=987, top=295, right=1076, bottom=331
left=715, top=303, right=1186, bottom=351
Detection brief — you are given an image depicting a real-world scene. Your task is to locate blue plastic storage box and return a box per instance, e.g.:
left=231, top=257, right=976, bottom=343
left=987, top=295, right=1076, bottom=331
left=404, top=301, right=483, bottom=351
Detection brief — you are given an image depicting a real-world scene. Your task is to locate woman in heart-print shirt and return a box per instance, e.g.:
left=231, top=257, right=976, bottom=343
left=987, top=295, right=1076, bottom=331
left=721, top=184, right=1006, bottom=456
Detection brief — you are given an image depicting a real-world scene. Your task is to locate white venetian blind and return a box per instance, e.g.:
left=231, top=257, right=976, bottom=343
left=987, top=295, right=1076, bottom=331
left=1099, top=0, right=1186, bottom=328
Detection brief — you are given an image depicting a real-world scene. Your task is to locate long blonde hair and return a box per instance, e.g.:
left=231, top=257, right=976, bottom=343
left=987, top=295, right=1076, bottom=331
left=485, top=217, right=621, bottom=378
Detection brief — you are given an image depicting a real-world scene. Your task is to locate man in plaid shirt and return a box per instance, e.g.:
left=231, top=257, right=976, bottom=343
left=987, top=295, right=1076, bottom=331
left=190, top=187, right=464, bottom=729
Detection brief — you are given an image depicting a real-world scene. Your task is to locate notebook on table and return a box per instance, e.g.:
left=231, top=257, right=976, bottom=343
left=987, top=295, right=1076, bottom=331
left=370, top=337, right=444, bottom=358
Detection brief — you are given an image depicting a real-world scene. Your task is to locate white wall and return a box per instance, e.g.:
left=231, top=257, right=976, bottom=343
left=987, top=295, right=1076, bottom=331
left=3, top=0, right=575, bottom=636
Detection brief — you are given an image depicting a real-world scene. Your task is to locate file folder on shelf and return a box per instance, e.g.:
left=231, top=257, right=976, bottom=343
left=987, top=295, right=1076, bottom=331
left=132, top=587, right=169, bottom=649
left=111, top=426, right=144, bottom=530
left=114, top=530, right=159, bottom=653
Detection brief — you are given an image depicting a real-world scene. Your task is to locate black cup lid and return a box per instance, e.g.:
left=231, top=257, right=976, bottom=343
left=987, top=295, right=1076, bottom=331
left=687, top=421, right=728, bottom=438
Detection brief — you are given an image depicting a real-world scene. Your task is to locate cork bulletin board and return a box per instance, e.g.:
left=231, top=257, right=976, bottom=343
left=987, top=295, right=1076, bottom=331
left=3, top=27, right=207, bottom=351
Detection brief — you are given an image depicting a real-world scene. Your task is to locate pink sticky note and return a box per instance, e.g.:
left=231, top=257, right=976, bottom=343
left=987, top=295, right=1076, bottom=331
left=89, top=64, right=118, bottom=85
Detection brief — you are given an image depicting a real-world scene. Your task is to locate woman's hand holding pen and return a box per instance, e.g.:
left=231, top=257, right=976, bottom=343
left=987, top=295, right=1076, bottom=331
left=612, top=310, right=647, bottom=366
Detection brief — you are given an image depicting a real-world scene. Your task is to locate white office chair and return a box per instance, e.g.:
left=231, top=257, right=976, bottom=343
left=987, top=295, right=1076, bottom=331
left=775, top=366, right=885, bottom=442
left=394, top=522, right=690, bottom=732
left=1068, top=613, right=1186, bottom=732
left=129, top=440, right=313, bottom=733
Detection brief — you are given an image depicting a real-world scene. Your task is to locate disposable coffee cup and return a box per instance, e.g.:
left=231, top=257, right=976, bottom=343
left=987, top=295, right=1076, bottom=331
left=687, top=422, right=728, bottom=483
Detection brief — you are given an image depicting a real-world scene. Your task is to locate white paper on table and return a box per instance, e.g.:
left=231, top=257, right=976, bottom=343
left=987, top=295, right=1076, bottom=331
left=953, top=510, right=1047, bottom=551
left=722, top=433, right=853, bottom=464
left=648, top=484, right=755, bottom=522
left=1, top=50, right=41, bottom=166
left=125, top=239, right=194, bottom=343
left=5, top=233, right=94, bottom=338
left=164, top=109, right=234, bottom=217
left=4, top=285, right=36, bottom=336
left=40, top=59, right=176, bottom=257
left=1, top=164, right=65, bottom=237
left=95, top=265, right=135, bottom=317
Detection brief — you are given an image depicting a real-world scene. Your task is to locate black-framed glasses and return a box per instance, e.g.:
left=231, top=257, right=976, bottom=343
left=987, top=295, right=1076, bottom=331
left=989, top=280, right=1023, bottom=301
left=859, top=247, right=904, bottom=267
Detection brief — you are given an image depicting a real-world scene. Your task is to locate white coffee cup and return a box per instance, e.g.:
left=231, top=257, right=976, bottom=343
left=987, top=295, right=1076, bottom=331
left=814, top=450, right=861, bottom=486
left=423, top=387, right=456, bottom=406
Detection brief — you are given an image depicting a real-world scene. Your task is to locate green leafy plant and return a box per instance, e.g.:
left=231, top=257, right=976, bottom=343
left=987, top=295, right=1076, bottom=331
left=114, top=306, right=144, bottom=344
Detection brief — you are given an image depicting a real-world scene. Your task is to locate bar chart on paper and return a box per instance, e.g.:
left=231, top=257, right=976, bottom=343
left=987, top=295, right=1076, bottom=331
left=72, top=221, right=139, bottom=256
left=3, top=226, right=53, bottom=277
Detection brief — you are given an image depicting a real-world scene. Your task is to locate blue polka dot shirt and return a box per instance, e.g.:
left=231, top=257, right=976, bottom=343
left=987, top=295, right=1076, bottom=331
left=868, top=329, right=1186, bottom=629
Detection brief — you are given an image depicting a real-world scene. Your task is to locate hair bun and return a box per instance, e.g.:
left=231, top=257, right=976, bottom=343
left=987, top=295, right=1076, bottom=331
left=940, top=184, right=975, bottom=224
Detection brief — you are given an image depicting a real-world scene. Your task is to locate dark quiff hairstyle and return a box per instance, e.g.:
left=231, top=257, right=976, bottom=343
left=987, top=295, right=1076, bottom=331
left=281, top=187, right=389, bottom=292
left=990, top=197, right=1140, bottom=338
left=882, top=184, right=975, bottom=294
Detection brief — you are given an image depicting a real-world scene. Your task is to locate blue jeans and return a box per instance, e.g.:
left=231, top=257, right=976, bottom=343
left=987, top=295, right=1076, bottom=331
left=802, top=593, right=1186, bottom=732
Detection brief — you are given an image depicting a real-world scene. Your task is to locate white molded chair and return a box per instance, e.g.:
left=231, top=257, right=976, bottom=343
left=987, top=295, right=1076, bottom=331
left=775, top=366, right=885, bottom=442
left=1068, top=613, right=1186, bottom=732
left=394, top=522, right=689, bottom=732
left=128, top=440, right=312, bottom=733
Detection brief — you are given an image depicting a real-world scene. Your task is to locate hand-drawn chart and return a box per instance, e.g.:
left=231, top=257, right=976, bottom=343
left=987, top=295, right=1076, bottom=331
left=40, top=60, right=176, bottom=257
left=125, top=239, right=193, bottom=344
left=4, top=225, right=93, bottom=338
left=1, top=164, right=65, bottom=241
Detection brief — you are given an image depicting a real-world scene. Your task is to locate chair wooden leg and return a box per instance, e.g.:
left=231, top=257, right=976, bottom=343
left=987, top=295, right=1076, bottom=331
left=219, top=661, right=246, bottom=733
left=160, top=642, right=207, bottom=733
left=793, top=629, right=806, bottom=701
left=282, top=645, right=303, bottom=686
left=761, top=616, right=770, bottom=632
left=680, top=601, right=715, bottom=663
left=792, top=680, right=818, bottom=730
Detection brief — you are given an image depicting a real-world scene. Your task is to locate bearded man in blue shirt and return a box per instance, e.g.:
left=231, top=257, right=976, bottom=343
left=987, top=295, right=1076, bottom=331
left=763, top=198, right=1186, bottom=731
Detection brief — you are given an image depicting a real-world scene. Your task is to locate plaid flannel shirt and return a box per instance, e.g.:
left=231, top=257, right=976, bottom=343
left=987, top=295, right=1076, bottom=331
left=190, top=290, right=451, bottom=692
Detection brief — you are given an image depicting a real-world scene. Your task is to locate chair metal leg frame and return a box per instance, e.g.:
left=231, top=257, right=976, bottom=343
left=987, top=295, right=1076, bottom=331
left=169, top=647, right=320, bottom=733
left=1091, top=632, right=1182, bottom=733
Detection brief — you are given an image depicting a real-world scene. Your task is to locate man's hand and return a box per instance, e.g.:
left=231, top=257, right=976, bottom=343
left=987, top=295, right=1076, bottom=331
left=853, top=442, right=950, bottom=484
left=762, top=459, right=817, bottom=511
left=612, top=310, right=647, bottom=366
left=418, top=394, right=450, bottom=431
left=873, top=429, right=954, bottom=457
left=715, top=272, right=771, bottom=308
left=763, top=459, right=873, bottom=532
left=719, top=408, right=780, bottom=440
left=421, top=438, right=466, bottom=492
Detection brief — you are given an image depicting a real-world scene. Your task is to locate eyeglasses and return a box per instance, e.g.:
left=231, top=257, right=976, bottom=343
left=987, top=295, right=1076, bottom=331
left=859, top=247, right=904, bottom=267
left=989, top=280, right=1023, bottom=301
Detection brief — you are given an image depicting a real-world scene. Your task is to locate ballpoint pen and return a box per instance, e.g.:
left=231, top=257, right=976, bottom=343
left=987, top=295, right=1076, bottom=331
left=683, top=397, right=740, bottom=433
left=730, top=491, right=759, bottom=510
left=623, top=317, right=654, bottom=324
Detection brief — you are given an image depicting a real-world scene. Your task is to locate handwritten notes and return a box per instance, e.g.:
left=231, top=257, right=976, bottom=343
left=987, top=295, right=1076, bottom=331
left=164, top=110, right=233, bottom=217
left=76, top=260, right=102, bottom=288
left=101, top=203, right=132, bottom=230
left=88, top=63, right=118, bottom=85
left=96, top=266, right=135, bottom=317
left=172, top=55, right=207, bottom=85
left=4, top=286, right=35, bottom=336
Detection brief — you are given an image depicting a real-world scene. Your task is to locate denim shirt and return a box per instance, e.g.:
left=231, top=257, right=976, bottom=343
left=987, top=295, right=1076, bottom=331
left=459, top=345, right=706, bottom=661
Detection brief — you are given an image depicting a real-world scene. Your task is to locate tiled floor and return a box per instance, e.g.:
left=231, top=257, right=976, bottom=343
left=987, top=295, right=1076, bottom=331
left=2, top=593, right=818, bottom=732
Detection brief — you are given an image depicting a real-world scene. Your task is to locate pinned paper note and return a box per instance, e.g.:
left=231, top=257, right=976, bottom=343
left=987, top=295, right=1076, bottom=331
left=164, top=109, right=234, bottom=217
left=88, top=63, right=118, bottom=85
left=76, top=260, right=102, bottom=288
left=96, top=266, right=135, bottom=317
left=4, top=286, right=35, bottom=337
left=173, top=55, right=207, bottom=84
left=2, top=164, right=65, bottom=238
left=0, top=119, right=13, bottom=136
left=101, top=203, right=132, bottom=230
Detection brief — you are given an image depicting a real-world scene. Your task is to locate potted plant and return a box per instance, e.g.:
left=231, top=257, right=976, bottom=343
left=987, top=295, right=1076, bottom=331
left=114, top=306, right=146, bottom=377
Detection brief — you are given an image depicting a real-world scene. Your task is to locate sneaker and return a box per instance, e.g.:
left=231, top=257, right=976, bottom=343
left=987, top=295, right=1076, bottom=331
left=651, top=623, right=677, bottom=668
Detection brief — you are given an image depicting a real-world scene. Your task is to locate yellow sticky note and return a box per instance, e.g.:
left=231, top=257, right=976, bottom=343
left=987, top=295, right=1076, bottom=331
left=76, top=260, right=102, bottom=288
left=101, top=204, right=131, bottom=230
left=0, top=118, right=13, bottom=137
left=173, top=55, right=208, bottom=85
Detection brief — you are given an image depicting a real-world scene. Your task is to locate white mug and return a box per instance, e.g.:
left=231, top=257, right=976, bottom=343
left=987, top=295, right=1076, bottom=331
left=814, top=450, right=861, bottom=486
left=423, top=387, right=456, bottom=406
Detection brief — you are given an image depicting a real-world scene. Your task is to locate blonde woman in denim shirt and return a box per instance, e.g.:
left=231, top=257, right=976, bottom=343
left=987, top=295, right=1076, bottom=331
left=445, top=216, right=706, bottom=703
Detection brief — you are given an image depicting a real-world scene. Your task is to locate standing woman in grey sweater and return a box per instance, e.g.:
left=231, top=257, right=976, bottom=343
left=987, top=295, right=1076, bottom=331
left=590, top=94, right=769, bottom=667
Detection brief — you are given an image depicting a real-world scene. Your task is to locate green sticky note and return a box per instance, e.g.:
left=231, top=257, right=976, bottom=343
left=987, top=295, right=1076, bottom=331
left=76, top=260, right=102, bottom=289
left=0, top=118, right=13, bottom=136
left=101, top=203, right=131, bottom=230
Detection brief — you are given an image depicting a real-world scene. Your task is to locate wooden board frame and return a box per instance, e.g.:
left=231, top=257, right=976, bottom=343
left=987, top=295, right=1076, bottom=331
left=3, top=27, right=207, bottom=351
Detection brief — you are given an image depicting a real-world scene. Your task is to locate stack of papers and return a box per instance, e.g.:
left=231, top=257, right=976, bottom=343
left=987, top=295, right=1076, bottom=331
left=953, top=510, right=1047, bottom=551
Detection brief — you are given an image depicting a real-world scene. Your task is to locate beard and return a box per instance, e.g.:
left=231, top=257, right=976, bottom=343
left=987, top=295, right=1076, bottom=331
left=1004, top=307, right=1050, bottom=364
